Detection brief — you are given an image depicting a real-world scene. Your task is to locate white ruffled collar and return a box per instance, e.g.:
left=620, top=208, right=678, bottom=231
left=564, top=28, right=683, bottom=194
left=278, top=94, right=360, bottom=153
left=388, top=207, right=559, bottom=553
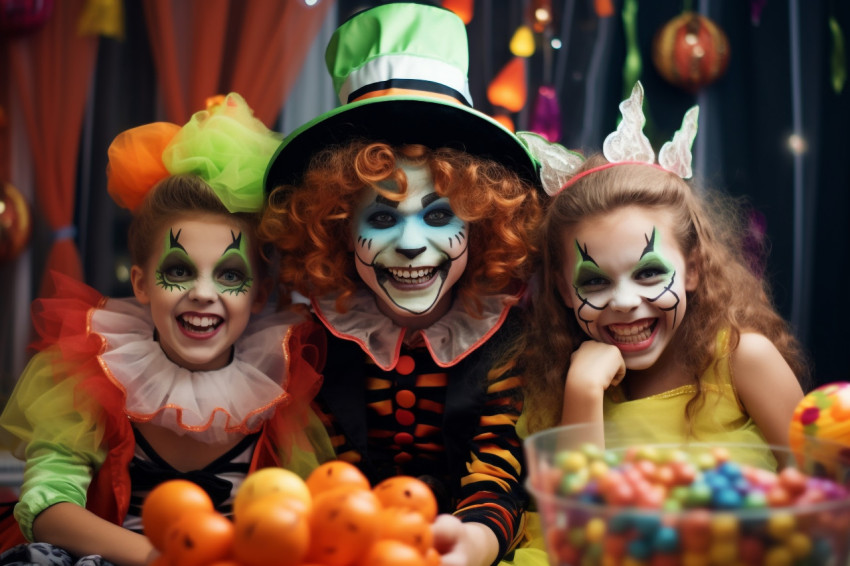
left=312, top=287, right=521, bottom=371
left=91, top=297, right=304, bottom=444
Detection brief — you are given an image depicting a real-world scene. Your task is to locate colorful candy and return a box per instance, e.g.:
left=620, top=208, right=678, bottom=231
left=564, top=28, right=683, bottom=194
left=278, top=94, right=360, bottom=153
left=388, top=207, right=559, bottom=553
left=789, top=382, right=850, bottom=472
left=530, top=443, right=850, bottom=566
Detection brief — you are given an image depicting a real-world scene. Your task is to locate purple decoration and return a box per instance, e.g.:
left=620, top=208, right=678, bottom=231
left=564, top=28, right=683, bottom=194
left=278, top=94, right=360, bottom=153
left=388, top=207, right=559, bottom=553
left=750, top=0, right=768, bottom=25
left=742, top=208, right=768, bottom=277
left=529, top=85, right=562, bottom=143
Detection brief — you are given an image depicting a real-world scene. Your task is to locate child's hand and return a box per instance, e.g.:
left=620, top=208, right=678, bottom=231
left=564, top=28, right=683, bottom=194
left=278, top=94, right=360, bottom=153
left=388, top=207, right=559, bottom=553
left=567, top=340, right=626, bottom=391
left=431, top=514, right=498, bottom=566
left=560, top=340, right=626, bottom=427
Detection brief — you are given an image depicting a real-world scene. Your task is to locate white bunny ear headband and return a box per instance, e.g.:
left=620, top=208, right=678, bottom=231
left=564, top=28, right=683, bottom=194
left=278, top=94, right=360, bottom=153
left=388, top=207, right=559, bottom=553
left=517, top=81, right=699, bottom=196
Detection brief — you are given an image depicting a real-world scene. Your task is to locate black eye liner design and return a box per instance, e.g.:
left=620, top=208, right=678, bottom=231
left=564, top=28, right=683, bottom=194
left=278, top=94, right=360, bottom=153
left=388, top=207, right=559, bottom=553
left=572, top=240, right=603, bottom=335
left=169, top=228, right=186, bottom=251
left=577, top=241, right=597, bottom=265
left=225, top=230, right=242, bottom=253
left=640, top=227, right=657, bottom=258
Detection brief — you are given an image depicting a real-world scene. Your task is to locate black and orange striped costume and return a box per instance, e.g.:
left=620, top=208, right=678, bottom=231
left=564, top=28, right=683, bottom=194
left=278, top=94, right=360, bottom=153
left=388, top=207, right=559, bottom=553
left=309, top=288, right=529, bottom=560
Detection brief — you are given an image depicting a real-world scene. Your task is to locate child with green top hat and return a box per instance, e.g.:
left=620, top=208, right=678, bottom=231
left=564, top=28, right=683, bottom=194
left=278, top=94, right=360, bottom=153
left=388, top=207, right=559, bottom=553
left=259, top=3, right=552, bottom=566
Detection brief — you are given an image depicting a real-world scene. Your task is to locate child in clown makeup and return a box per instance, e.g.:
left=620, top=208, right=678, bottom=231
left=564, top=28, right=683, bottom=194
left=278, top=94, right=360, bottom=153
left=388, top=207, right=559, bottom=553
left=0, top=95, right=332, bottom=566
left=520, top=154, right=808, bottom=462
left=351, top=158, right=470, bottom=328
left=260, top=141, right=542, bottom=566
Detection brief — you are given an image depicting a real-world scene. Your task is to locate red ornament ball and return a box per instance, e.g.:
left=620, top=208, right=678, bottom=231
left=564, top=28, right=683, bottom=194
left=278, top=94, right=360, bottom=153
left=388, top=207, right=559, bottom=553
left=0, top=0, right=54, bottom=35
left=652, top=12, right=730, bottom=93
left=0, top=182, right=32, bottom=262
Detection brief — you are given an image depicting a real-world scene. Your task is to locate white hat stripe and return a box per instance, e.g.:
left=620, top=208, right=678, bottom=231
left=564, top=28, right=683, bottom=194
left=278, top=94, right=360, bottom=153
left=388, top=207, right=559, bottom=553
left=339, top=54, right=473, bottom=106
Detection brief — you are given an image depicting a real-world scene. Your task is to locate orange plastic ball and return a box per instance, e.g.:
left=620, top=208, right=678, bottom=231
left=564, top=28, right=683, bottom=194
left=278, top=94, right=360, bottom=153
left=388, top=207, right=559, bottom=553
left=161, top=510, right=234, bottom=566
left=305, top=460, right=371, bottom=497
left=233, top=493, right=310, bottom=566
left=307, top=487, right=382, bottom=566
left=372, top=476, right=438, bottom=522
left=141, top=480, right=214, bottom=552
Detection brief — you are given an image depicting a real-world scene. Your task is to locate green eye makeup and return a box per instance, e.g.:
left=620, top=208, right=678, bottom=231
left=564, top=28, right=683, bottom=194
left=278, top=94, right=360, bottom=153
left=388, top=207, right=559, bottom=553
left=636, top=228, right=674, bottom=282
left=572, top=240, right=609, bottom=291
left=154, top=228, right=255, bottom=295
left=214, top=231, right=254, bottom=295
left=156, top=229, right=195, bottom=292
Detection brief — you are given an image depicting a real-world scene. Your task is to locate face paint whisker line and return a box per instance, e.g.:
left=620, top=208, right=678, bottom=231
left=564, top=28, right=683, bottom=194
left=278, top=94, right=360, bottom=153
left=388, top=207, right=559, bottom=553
left=357, top=236, right=373, bottom=250
left=575, top=291, right=604, bottom=336
left=647, top=275, right=681, bottom=328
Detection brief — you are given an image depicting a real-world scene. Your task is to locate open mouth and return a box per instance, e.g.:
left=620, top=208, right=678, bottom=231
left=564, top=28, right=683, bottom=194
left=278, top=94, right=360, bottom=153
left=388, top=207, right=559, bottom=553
left=178, top=314, right=224, bottom=334
left=379, top=264, right=446, bottom=288
left=606, top=319, right=657, bottom=345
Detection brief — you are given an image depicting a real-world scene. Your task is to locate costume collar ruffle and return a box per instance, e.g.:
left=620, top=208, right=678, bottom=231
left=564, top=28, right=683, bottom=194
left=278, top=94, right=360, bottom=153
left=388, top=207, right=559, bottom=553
left=312, top=287, right=521, bottom=371
left=91, top=298, right=303, bottom=444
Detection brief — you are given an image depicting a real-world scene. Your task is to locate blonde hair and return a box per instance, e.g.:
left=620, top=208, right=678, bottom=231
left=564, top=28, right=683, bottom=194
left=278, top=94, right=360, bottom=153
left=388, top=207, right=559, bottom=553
left=522, top=154, right=808, bottom=433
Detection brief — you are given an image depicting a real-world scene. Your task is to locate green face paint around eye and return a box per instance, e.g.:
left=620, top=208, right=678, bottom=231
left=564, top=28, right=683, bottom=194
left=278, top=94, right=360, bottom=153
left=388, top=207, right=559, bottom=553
left=635, top=227, right=675, bottom=284
left=572, top=240, right=609, bottom=292
left=156, top=229, right=197, bottom=292
left=214, top=230, right=254, bottom=295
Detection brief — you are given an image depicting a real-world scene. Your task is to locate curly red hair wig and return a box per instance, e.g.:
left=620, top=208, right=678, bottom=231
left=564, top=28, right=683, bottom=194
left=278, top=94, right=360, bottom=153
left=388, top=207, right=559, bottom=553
left=259, top=141, right=542, bottom=315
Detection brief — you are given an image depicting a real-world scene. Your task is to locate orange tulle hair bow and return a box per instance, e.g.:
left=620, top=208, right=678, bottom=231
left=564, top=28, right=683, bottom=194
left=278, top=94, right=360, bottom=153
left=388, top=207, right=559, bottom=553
left=106, top=122, right=181, bottom=212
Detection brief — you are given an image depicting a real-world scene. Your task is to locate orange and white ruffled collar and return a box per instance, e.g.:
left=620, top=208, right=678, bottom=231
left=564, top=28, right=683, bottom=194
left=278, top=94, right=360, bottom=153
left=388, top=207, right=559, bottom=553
left=311, top=287, right=522, bottom=371
left=90, top=297, right=302, bottom=444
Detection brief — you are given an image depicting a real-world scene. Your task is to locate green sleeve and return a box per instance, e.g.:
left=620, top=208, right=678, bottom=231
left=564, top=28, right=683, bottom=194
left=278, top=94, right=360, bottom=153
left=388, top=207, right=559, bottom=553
left=1, top=351, right=108, bottom=541
left=15, top=440, right=106, bottom=541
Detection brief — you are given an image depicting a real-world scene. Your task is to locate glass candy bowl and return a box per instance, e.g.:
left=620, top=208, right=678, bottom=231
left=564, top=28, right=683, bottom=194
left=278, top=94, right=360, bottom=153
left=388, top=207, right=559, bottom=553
left=524, top=424, right=850, bottom=566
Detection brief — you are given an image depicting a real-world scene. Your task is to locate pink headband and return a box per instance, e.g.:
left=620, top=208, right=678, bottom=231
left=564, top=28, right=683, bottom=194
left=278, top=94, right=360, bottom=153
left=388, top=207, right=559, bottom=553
left=558, top=161, right=673, bottom=192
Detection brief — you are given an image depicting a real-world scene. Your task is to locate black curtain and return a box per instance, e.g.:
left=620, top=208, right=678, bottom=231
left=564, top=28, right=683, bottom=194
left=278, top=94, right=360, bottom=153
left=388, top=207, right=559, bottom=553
left=338, top=0, right=849, bottom=387
left=481, top=0, right=849, bottom=388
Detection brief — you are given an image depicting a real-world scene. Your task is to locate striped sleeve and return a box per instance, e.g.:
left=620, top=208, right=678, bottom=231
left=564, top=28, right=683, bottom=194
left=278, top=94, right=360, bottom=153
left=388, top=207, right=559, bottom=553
left=454, top=372, right=528, bottom=559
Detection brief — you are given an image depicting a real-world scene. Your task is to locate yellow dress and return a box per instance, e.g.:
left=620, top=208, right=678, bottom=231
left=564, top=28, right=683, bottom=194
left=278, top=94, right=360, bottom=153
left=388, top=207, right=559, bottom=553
left=519, top=331, right=776, bottom=563
left=601, top=330, right=776, bottom=470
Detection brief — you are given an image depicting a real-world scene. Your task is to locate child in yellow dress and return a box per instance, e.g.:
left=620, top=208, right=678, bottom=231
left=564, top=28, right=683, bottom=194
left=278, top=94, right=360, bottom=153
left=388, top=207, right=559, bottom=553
left=521, top=83, right=808, bottom=465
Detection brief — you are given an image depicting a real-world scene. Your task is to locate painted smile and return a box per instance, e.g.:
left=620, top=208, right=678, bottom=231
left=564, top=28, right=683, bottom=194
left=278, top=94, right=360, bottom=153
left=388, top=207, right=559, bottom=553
left=387, top=266, right=437, bottom=285
left=379, top=263, right=447, bottom=289
left=177, top=313, right=224, bottom=337
left=606, top=318, right=657, bottom=348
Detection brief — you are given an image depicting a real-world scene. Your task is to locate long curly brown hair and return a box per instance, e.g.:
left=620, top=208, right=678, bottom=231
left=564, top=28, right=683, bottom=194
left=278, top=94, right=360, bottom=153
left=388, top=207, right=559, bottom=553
left=259, top=141, right=542, bottom=315
left=521, top=155, right=809, bottom=434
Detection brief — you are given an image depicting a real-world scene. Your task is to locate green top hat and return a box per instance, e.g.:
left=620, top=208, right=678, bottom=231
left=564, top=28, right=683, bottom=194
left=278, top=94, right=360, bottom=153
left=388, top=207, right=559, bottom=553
left=264, top=2, right=540, bottom=192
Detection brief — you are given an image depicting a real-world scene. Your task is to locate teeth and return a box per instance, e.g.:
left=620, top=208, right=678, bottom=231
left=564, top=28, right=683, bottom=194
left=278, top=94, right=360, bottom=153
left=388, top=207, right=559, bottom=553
left=608, top=321, right=654, bottom=343
left=387, top=267, right=435, bottom=284
left=180, top=315, right=222, bottom=331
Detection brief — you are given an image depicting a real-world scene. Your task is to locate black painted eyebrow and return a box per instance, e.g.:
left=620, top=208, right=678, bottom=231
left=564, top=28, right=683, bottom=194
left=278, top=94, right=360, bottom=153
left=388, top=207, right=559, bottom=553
left=375, top=195, right=399, bottom=208
left=421, top=192, right=440, bottom=207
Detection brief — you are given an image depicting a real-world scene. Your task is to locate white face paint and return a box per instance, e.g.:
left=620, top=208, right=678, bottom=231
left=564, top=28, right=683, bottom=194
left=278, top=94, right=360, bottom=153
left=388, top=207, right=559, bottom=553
left=131, top=217, right=265, bottom=371
left=559, top=206, right=698, bottom=370
left=352, top=161, right=469, bottom=327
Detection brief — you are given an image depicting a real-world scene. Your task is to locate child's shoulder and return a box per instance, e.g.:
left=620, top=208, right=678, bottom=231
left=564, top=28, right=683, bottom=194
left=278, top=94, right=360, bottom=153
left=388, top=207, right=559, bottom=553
left=731, top=332, right=784, bottom=368
left=730, top=331, right=800, bottom=394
